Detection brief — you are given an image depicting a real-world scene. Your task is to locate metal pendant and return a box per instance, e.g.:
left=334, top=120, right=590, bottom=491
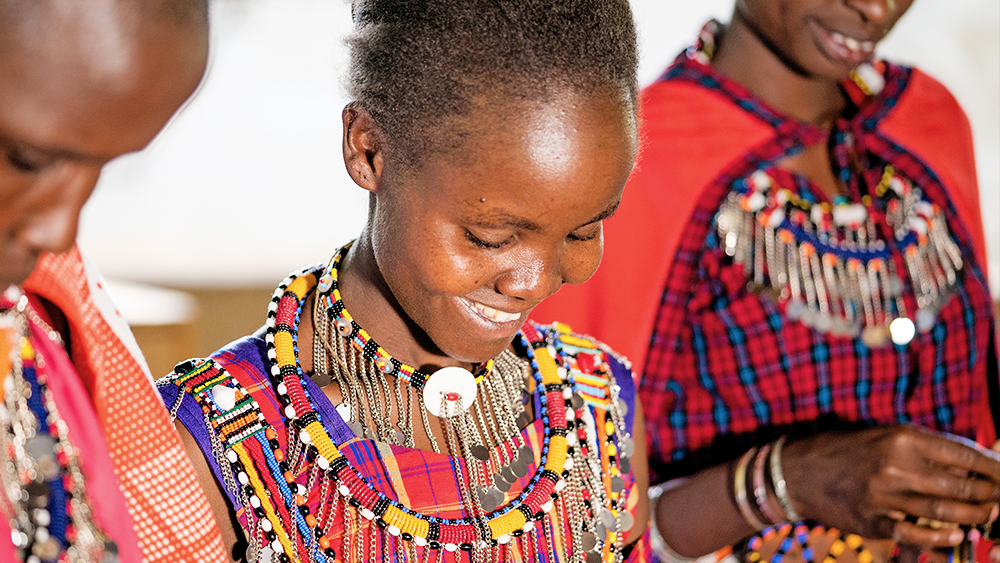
left=422, top=366, right=478, bottom=417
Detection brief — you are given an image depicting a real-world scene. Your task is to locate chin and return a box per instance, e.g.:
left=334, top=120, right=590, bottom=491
left=438, top=333, right=518, bottom=364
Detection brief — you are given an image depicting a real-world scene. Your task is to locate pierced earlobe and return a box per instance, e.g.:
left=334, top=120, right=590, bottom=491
left=342, top=103, right=383, bottom=193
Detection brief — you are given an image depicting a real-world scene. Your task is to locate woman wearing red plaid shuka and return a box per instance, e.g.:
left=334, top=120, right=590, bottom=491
left=533, top=1, right=1000, bottom=562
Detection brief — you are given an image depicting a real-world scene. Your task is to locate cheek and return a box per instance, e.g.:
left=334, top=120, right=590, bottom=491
left=561, top=237, right=604, bottom=286
left=373, top=219, right=487, bottom=301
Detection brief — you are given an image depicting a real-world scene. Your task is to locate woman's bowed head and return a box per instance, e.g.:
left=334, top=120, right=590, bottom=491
left=0, top=0, right=209, bottom=286
left=336, top=0, right=639, bottom=369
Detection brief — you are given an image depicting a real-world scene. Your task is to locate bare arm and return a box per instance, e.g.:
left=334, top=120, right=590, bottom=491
left=654, top=425, right=1000, bottom=558
left=624, top=398, right=649, bottom=546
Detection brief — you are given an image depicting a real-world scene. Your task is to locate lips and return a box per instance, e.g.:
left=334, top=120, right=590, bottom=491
left=811, top=21, right=877, bottom=66
left=459, top=297, right=523, bottom=324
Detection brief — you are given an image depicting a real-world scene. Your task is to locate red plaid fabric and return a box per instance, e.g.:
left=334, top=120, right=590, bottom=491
left=639, top=55, right=997, bottom=480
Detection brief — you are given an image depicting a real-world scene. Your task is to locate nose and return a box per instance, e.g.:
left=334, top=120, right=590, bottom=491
left=17, top=164, right=101, bottom=256
left=496, top=251, right=563, bottom=304
left=496, top=240, right=602, bottom=303
left=846, top=0, right=894, bottom=25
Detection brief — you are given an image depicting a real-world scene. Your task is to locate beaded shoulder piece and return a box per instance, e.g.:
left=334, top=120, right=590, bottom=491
left=158, top=268, right=640, bottom=563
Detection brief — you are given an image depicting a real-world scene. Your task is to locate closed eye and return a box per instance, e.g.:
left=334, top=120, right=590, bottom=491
left=466, top=230, right=512, bottom=249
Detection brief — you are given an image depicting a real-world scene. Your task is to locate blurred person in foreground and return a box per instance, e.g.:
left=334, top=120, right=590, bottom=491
left=0, top=1, right=227, bottom=561
left=533, top=0, right=1000, bottom=562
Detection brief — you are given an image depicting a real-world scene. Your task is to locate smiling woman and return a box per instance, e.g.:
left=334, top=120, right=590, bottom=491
left=156, top=1, right=648, bottom=562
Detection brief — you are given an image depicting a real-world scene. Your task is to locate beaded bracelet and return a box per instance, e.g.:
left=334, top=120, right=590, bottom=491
left=735, top=447, right=768, bottom=531
left=823, top=533, right=873, bottom=563
left=648, top=482, right=699, bottom=563
left=769, top=437, right=802, bottom=522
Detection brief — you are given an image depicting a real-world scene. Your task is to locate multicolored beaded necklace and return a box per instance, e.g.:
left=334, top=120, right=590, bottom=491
left=0, top=290, right=117, bottom=563
left=170, top=262, right=635, bottom=562
left=694, top=21, right=964, bottom=348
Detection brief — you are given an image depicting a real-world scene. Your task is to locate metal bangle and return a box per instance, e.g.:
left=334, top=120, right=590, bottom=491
left=735, top=447, right=767, bottom=531
left=752, top=442, right=782, bottom=525
left=648, top=481, right=699, bottom=563
left=769, top=436, right=802, bottom=522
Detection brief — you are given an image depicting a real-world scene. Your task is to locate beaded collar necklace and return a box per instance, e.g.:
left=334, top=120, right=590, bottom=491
left=689, top=21, right=964, bottom=348
left=0, top=290, right=117, bottom=563
left=317, top=243, right=492, bottom=388
left=262, top=267, right=622, bottom=557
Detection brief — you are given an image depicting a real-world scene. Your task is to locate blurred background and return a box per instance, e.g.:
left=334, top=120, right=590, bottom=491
left=76, top=0, right=1000, bottom=377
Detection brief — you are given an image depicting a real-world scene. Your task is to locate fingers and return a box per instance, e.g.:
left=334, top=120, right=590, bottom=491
left=895, top=469, right=1000, bottom=506
left=990, top=544, right=1000, bottom=563
left=915, top=432, right=1000, bottom=482
left=889, top=520, right=965, bottom=548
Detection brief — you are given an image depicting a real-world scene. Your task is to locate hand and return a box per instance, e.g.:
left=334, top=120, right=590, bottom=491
left=987, top=440, right=1000, bottom=562
left=781, top=425, right=1000, bottom=549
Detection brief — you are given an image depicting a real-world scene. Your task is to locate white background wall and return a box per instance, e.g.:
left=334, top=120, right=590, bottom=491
left=78, top=0, right=1000, bottom=297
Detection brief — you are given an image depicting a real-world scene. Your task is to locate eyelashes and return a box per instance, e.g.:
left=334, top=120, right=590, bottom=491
left=465, top=226, right=600, bottom=249
left=465, top=230, right=511, bottom=249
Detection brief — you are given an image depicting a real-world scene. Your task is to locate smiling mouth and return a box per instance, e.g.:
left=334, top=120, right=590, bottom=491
left=813, top=22, right=876, bottom=65
left=460, top=297, right=522, bottom=324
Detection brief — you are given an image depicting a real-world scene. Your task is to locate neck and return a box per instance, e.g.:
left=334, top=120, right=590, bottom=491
left=337, top=231, right=471, bottom=373
left=712, top=11, right=846, bottom=129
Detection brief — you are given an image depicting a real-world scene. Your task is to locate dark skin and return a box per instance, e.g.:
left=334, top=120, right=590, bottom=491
left=655, top=1, right=1000, bottom=561
left=182, top=91, right=650, bottom=560
left=0, top=0, right=208, bottom=286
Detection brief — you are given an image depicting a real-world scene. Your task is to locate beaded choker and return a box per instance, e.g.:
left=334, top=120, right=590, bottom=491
left=315, top=242, right=492, bottom=401
left=0, top=290, right=117, bottom=563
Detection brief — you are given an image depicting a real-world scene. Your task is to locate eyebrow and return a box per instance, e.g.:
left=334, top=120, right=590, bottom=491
left=584, top=200, right=620, bottom=227
left=471, top=200, right=621, bottom=232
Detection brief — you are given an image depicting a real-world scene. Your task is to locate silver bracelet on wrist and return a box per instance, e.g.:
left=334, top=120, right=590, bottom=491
left=769, top=436, right=801, bottom=522
left=648, top=481, right=699, bottom=563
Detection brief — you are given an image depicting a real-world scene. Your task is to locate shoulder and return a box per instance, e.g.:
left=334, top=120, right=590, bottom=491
left=157, top=335, right=279, bottom=442
left=531, top=322, right=637, bottom=424
left=885, top=65, right=972, bottom=142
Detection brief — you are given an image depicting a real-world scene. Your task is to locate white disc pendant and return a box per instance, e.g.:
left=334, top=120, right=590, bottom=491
left=889, top=316, right=916, bottom=346
left=422, top=366, right=478, bottom=418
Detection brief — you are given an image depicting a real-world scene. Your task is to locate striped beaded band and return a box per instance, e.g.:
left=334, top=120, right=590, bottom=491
left=317, top=242, right=493, bottom=390
left=263, top=266, right=572, bottom=548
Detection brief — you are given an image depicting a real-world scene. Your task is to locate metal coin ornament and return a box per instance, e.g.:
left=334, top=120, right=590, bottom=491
left=889, top=316, right=916, bottom=346
left=422, top=366, right=478, bottom=417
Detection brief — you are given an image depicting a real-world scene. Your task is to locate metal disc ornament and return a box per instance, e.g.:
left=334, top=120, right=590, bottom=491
left=422, top=366, right=478, bottom=417
left=619, top=511, right=635, bottom=531
left=493, top=473, right=512, bottom=492
left=889, top=316, right=916, bottom=346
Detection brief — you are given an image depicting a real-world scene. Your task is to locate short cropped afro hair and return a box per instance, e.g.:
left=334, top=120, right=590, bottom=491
left=347, top=0, right=638, bottom=166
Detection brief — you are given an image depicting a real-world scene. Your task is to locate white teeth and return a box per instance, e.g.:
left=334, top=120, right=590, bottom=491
left=461, top=298, right=520, bottom=323
left=830, top=30, right=873, bottom=53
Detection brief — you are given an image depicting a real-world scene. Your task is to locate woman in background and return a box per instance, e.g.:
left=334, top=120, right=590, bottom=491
left=533, top=0, right=1000, bottom=561
left=159, top=1, right=649, bottom=561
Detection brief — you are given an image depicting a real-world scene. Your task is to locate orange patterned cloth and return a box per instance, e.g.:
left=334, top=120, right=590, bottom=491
left=23, top=246, right=227, bottom=563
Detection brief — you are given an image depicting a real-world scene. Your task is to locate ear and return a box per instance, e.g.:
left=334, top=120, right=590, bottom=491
left=342, top=103, right=385, bottom=193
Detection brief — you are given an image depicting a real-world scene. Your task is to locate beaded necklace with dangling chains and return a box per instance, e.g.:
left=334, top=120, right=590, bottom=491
left=310, top=242, right=538, bottom=486
left=0, top=289, right=118, bottom=563
left=258, top=263, right=628, bottom=562
left=693, top=21, right=965, bottom=348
